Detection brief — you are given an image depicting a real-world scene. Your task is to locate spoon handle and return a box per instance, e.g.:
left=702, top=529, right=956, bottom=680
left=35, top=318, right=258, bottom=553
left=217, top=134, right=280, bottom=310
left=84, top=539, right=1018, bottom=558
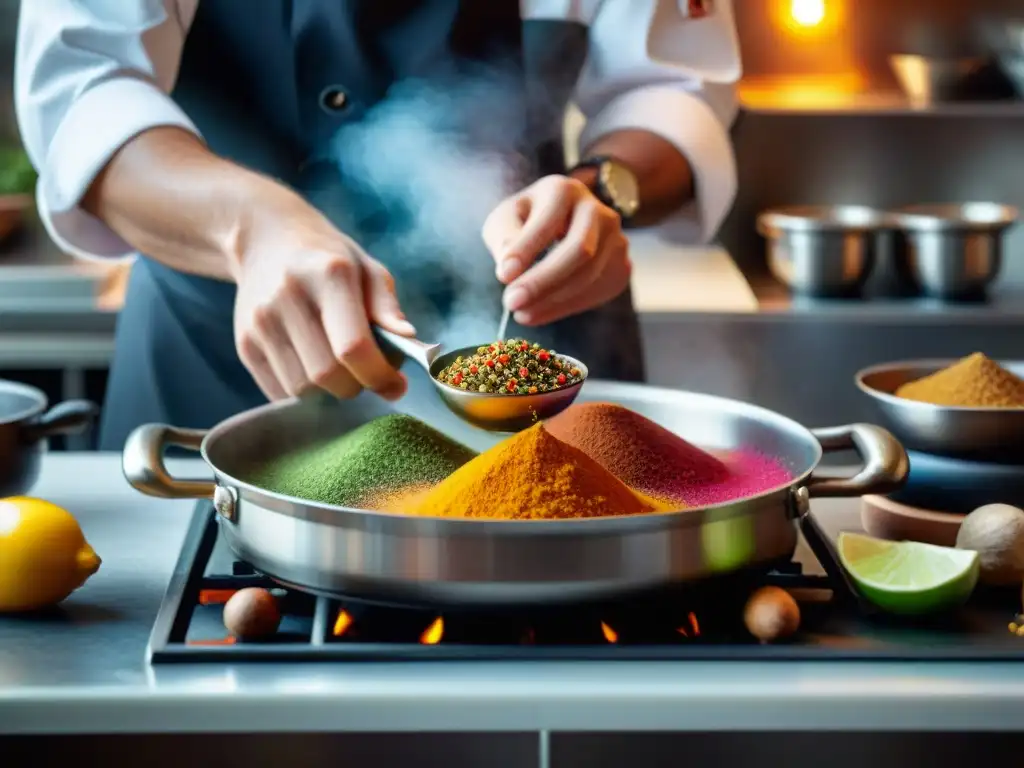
left=374, top=327, right=442, bottom=373
left=496, top=308, right=511, bottom=341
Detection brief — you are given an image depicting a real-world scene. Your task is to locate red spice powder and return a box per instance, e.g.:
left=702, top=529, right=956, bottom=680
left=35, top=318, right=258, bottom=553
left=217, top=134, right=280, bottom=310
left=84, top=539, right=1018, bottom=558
left=545, top=402, right=792, bottom=507
left=545, top=402, right=731, bottom=503
left=680, top=449, right=793, bottom=507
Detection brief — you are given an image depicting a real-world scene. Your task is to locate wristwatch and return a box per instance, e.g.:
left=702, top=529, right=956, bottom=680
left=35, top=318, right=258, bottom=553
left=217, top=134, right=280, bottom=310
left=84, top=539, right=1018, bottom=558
left=569, top=156, right=640, bottom=222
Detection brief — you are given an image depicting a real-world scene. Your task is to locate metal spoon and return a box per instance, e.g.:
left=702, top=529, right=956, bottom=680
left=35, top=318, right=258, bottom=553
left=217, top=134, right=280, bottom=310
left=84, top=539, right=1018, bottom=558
left=375, top=327, right=587, bottom=433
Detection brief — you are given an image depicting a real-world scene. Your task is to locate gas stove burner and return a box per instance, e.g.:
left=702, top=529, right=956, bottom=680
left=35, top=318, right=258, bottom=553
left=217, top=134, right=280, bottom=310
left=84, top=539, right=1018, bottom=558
left=146, top=501, right=1024, bottom=663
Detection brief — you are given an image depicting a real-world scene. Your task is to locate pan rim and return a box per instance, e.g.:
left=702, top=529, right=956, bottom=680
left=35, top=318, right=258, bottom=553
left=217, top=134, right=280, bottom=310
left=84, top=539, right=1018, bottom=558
left=200, top=379, right=823, bottom=532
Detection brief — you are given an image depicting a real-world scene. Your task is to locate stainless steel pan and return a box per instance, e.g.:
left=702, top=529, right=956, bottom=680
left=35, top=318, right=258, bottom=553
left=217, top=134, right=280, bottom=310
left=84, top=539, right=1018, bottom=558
left=123, top=381, right=908, bottom=607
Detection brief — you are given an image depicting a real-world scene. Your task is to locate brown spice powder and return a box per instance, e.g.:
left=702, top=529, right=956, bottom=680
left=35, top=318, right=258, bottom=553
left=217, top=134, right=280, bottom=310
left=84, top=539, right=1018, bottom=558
left=895, top=352, right=1024, bottom=408
left=544, top=402, right=731, bottom=503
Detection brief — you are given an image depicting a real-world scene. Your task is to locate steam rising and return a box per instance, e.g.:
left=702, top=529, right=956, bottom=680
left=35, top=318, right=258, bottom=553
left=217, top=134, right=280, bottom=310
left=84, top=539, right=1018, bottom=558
left=330, top=71, right=532, bottom=349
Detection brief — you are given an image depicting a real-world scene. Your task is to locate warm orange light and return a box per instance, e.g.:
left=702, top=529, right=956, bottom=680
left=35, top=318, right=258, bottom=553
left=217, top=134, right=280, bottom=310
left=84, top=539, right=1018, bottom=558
left=600, top=622, right=618, bottom=644
left=789, top=0, right=825, bottom=27
left=187, top=636, right=237, bottom=646
left=688, top=612, right=701, bottom=636
left=676, top=613, right=701, bottom=638
left=198, top=589, right=238, bottom=606
left=332, top=610, right=353, bottom=637
left=420, top=617, right=444, bottom=645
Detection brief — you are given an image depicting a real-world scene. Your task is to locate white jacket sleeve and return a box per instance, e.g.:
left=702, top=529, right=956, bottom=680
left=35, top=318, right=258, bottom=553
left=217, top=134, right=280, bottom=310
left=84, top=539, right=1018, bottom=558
left=15, top=0, right=200, bottom=261
left=576, top=0, right=741, bottom=244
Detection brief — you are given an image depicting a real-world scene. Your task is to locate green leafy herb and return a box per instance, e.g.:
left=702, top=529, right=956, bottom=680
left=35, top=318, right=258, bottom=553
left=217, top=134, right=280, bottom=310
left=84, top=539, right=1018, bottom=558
left=0, top=147, right=37, bottom=196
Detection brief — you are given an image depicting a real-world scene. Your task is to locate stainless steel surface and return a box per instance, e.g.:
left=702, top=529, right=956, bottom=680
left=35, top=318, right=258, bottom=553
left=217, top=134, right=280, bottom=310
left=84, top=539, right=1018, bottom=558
left=376, top=327, right=587, bottom=432
left=890, top=203, right=1018, bottom=299
left=856, top=358, right=1024, bottom=459
left=6, top=454, right=1024, bottom=736
left=0, top=379, right=97, bottom=495
left=374, top=327, right=442, bottom=372
left=122, top=381, right=907, bottom=606
left=888, top=54, right=988, bottom=107
left=757, top=206, right=888, bottom=297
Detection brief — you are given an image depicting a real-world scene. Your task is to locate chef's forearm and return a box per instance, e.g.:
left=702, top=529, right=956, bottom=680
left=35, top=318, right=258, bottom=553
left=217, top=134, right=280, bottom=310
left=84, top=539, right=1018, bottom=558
left=573, top=129, right=694, bottom=227
left=82, top=126, right=303, bottom=281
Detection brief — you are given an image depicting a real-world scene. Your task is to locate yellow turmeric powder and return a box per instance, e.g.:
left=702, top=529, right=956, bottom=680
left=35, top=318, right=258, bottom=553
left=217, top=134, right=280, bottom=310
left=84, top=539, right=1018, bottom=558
left=895, top=352, right=1024, bottom=408
left=405, top=423, right=669, bottom=520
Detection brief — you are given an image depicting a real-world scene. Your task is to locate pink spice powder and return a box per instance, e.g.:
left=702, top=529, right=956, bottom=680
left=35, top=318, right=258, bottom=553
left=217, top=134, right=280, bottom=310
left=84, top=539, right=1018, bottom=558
left=676, top=449, right=794, bottom=507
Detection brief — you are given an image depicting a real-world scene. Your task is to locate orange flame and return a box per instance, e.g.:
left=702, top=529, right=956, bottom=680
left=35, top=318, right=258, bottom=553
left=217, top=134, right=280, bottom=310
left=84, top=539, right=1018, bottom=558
left=676, top=612, right=701, bottom=638
left=198, top=589, right=238, bottom=606
left=332, top=610, right=353, bottom=637
left=600, top=622, right=618, bottom=644
left=420, top=617, right=444, bottom=645
left=187, top=636, right=237, bottom=646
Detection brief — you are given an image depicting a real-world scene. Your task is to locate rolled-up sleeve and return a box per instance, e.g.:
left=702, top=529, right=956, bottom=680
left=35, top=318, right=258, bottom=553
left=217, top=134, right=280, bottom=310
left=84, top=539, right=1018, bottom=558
left=15, top=0, right=199, bottom=261
left=576, top=0, right=741, bottom=243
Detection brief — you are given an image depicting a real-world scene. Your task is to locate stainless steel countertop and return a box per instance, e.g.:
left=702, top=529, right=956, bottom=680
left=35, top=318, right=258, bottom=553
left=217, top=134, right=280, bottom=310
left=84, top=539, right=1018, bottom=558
left=1, top=453, right=1024, bottom=734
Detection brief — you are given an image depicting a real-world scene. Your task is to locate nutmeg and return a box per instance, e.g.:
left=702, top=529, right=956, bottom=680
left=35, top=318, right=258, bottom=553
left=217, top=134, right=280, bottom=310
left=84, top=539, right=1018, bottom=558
left=223, top=587, right=281, bottom=640
left=743, top=586, right=800, bottom=643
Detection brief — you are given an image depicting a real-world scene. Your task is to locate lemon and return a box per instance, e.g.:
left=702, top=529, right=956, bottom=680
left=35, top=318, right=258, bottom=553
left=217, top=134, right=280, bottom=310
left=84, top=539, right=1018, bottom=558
left=837, top=532, right=979, bottom=616
left=0, top=496, right=101, bottom=612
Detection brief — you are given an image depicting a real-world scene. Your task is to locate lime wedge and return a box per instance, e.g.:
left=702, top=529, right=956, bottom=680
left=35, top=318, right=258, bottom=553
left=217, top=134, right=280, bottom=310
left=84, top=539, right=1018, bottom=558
left=837, top=532, right=980, bottom=615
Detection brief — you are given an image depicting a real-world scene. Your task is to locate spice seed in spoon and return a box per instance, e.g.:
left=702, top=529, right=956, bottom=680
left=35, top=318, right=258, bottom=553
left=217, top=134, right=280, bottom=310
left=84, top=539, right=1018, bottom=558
left=436, top=338, right=583, bottom=395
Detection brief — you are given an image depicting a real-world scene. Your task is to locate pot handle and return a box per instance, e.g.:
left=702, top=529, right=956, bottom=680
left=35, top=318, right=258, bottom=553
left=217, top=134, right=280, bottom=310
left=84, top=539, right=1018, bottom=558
left=122, top=423, right=216, bottom=499
left=22, top=400, right=99, bottom=442
left=806, top=423, right=909, bottom=498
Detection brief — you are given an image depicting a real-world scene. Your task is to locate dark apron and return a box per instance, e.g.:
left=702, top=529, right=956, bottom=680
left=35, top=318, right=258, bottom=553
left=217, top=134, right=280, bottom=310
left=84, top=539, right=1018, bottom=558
left=99, top=0, right=645, bottom=449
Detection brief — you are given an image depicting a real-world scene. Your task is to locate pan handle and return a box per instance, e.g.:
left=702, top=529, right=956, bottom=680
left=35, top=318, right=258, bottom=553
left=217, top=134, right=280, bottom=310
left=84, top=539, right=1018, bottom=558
left=122, top=423, right=216, bottom=499
left=806, top=423, right=909, bottom=498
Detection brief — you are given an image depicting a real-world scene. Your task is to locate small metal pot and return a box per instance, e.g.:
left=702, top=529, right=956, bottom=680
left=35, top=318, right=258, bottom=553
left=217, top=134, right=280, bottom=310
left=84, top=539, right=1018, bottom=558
left=0, top=380, right=99, bottom=496
left=757, top=205, right=891, bottom=298
left=889, top=203, right=1018, bottom=299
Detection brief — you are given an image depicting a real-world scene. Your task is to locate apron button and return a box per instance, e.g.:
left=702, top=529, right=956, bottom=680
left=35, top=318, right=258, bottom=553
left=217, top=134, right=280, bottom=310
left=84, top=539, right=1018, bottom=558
left=320, top=86, right=349, bottom=113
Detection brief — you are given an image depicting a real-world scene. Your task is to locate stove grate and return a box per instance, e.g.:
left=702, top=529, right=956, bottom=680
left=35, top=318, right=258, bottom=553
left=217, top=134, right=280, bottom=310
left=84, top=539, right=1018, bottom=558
left=146, top=501, right=1024, bottom=663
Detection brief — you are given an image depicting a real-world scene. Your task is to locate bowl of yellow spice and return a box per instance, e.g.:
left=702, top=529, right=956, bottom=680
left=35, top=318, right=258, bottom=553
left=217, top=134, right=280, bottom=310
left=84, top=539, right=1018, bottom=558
left=856, top=352, right=1024, bottom=459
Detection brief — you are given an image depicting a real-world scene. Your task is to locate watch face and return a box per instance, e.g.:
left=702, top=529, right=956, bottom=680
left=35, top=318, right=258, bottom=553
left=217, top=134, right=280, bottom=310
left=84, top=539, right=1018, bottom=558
left=601, top=161, right=640, bottom=219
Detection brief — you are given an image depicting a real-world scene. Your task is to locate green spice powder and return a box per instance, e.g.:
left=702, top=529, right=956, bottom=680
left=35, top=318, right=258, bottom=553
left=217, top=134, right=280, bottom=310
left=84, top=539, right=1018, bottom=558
left=249, top=414, right=477, bottom=507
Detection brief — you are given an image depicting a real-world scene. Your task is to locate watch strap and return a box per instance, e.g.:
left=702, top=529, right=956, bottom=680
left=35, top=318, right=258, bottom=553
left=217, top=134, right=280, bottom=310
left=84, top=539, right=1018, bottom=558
left=568, top=156, right=635, bottom=221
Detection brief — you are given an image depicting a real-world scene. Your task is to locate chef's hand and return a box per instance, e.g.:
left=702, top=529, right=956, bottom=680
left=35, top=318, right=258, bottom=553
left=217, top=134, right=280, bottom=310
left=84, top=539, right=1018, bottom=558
left=482, top=174, right=631, bottom=326
left=232, top=200, right=414, bottom=402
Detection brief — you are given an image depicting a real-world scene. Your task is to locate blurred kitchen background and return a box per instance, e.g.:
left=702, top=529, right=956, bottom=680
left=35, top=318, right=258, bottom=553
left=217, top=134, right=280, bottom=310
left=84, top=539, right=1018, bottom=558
left=4, top=0, right=1024, bottom=450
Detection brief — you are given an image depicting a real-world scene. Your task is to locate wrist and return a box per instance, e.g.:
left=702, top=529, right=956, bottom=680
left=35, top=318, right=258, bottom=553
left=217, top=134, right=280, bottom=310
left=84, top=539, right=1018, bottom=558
left=568, top=156, right=640, bottom=222
left=568, top=164, right=599, bottom=194
left=222, top=174, right=308, bottom=280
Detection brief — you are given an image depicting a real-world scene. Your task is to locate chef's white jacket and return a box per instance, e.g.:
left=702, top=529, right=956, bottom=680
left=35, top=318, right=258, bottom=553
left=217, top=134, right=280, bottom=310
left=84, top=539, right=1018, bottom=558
left=14, top=0, right=742, bottom=262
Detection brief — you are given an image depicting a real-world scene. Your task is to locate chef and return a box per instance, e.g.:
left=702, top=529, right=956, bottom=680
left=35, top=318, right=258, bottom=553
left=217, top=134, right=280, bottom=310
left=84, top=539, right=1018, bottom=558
left=15, top=0, right=740, bottom=449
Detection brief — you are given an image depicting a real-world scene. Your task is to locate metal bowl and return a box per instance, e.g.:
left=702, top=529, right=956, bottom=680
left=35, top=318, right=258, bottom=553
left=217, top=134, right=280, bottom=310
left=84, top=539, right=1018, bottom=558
left=997, top=51, right=1024, bottom=95
left=888, top=203, right=1018, bottom=299
left=889, top=54, right=989, bottom=107
left=757, top=205, right=891, bottom=298
left=856, top=358, right=1024, bottom=460
left=978, top=16, right=1024, bottom=94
